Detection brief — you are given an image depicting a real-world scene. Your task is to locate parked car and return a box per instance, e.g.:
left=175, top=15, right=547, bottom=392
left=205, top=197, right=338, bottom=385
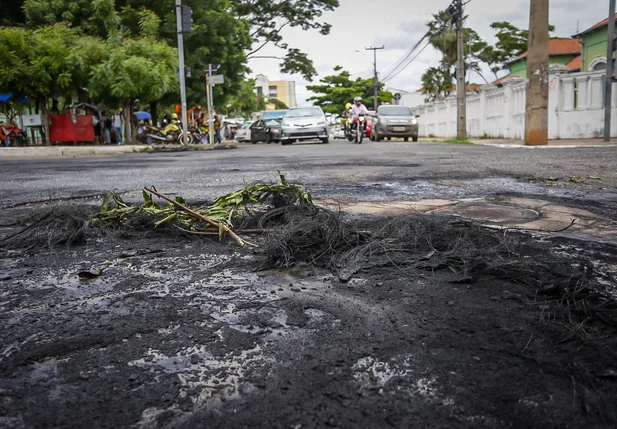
left=279, top=106, right=329, bottom=145
left=371, top=105, right=419, bottom=142
left=235, top=122, right=252, bottom=142
left=250, top=119, right=282, bottom=144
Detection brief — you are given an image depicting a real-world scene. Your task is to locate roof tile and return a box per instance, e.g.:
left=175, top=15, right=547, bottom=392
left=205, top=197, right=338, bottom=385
left=514, top=38, right=582, bottom=61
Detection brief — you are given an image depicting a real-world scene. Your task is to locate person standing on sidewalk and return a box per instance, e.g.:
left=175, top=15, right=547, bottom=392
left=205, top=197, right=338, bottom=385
left=101, top=111, right=111, bottom=144
left=113, top=109, right=123, bottom=144
left=214, top=115, right=222, bottom=144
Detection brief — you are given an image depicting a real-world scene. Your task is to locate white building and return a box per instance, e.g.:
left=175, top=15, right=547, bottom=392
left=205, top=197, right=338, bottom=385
left=387, top=88, right=425, bottom=110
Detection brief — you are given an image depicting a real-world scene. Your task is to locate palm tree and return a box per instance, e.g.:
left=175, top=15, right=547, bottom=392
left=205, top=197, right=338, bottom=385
left=426, top=10, right=458, bottom=68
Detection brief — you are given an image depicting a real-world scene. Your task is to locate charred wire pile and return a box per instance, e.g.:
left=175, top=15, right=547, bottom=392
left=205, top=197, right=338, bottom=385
left=263, top=207, right=617, bottom=345
left=1, top=206, right=95, bottom=252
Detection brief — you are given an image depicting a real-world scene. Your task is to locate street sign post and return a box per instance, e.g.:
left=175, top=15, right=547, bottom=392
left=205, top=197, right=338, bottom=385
left=204, top=64, right=219, bottom=144
left=393, top=93, right=401, bottom=104
left=207, top=74, right=225, bottom=85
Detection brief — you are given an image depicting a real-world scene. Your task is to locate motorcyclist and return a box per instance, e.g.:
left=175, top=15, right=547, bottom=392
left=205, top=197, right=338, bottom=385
left=351, top=97, right=368, bottom=118
left=351, top=96, right=368, bottom=131
left=341, top=102, right=353, bottom=134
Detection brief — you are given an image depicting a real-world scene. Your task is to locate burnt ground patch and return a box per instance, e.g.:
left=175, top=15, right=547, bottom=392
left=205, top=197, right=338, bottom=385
left=0, top=204, right=616, bottom=428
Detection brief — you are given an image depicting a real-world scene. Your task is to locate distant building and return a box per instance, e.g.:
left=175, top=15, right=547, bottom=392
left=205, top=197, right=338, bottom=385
left=253, top=74, right=297, bottom=108
left=573, top=13, right=617, bottom=72
left=387, top=89, right=425, bottom=108
left=492, top=38, right=582, bottom=85
left=506, top=38, right=582, bottom=79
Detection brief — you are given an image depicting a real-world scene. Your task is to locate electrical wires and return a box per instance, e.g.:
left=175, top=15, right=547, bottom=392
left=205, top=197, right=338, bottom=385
left=379, top=0, right=461, bottom=83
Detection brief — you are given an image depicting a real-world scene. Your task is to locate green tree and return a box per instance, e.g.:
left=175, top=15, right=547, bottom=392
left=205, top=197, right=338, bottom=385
left=479, top=22, right=556, bottom=79
left=268, top=98, right=289, bottom=110
left=236, top=0, right=339, bottom=81
left=89, top=34, right=178, bottom=143
left=117, top=0, right=252, bottom=110
left=24, top=0, right=119, bottom=37
left=218, top=79, right=265, bottom=118
left=420, top=66, right=453, bottom=102
left=307, top=66, right=392, bottom=114
left=0, top=24, right=107, bottom=144
left=23, top=0, right=252, bottom=111
left=426, top=10, right=489, bottom=82
left=427, top=10, right=458, bottom=67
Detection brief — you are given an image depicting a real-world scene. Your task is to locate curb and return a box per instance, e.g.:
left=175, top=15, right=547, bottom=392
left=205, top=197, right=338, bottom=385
left=144, top=143, right=237, bottom=153
left=470, top=142, right=617, bottom=149
left=0, top=145, right=148, bottom=159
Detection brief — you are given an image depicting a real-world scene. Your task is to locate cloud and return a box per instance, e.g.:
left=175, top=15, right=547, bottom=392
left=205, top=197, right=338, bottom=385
left=248, top=0, right=611, bottom=106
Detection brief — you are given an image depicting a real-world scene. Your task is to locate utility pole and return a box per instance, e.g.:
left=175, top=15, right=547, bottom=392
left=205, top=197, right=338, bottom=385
left=524, top=0, right=549, bottom=146
left=175, top=0, right=192, bottom=145
left=454, top=0, right=466, bottom=140
left=366, top=46, right=384, bottom=110
left=603, top=0, right=616, bottom=142
left=205, top=64, right=218, bottom=145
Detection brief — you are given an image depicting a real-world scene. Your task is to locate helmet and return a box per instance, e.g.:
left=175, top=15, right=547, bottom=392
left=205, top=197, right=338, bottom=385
left=354, top=97, right=362, bottom=103
left=345, top=103, right=352, bottom=109
left=171, top=113, right=178, bottom=120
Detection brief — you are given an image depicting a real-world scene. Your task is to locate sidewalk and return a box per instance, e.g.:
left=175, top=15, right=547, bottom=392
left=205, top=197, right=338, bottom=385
left=468, top=138, right=617, bottom=148
left=0, top=142, right=237, bottom=159
left=0, top=145, right=148, bottom=159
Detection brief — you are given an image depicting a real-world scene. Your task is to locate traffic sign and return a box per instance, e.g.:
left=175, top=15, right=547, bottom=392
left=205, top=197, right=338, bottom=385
left=393, top=93, right=401, bottom=101
left=208, top=74, right=224, bottom=85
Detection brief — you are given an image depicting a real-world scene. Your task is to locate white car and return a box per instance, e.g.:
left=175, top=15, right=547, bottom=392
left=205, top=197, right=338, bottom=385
left=279, top=107, right=329, bottom=145
left=235, top=123, right=252, bottom=142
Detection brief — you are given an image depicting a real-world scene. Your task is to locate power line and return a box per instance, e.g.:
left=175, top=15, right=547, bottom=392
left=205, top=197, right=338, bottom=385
left=383, top=42, right=431, bottom=83
left=381, top=0, right=461, bottom=84
left=380, top=31, right=431, bottom=82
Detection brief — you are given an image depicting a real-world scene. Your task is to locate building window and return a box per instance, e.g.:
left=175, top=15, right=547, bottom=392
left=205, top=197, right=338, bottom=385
left=256, top=87, right=263, bottom=97
left=589, top=56, right=606, bottom=71
left=268, top=85, right=278, bottom=98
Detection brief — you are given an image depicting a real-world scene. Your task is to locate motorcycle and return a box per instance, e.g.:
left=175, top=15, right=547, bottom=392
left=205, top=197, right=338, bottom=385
left=347, top=114, right=366, bottom=144
left=189, top=124, right=210, bottom=144
left=146, top=121, right=188, bottom=144
left=341, top=108, right=353, bottom=139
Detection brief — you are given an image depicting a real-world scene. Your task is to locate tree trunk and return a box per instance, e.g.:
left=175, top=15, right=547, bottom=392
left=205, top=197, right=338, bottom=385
left=123, top=101, right=132, bottom=144
left=150, top=102, right=158, bottom=126
left=41, top=98, right=51, bottom=146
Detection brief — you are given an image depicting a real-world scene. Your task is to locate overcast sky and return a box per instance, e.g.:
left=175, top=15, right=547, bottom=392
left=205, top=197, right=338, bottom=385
left=247, top=0, right=610, bottom=106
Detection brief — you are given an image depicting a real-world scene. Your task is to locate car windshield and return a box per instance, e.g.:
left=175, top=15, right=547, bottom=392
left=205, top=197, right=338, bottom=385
left=242, top=123, right=251, bottom=129
left=264, top=110, right=287, bottom=119
left=285, top=108, right=323, bottom=118
left=378, top=106, right=414, bottom=116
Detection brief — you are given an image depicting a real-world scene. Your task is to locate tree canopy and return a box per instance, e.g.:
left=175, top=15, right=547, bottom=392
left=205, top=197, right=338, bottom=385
left=236, top=0, right=338, bottom=81
left=421, top=11, right=559, bottom=94
left=89, top=35, right=178, bottom=106
left=306, top=66, right=393, bottom=114
left=479, top=22, right=556, bottom=79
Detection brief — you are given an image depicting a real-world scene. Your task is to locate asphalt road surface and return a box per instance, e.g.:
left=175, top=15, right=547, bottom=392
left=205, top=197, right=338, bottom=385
left=2, top=140, right=617, bottom=208
left=1, top=140, right=617, bottom=429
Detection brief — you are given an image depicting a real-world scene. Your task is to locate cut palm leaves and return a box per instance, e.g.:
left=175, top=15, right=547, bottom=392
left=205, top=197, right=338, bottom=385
left=95, top=174, right=313, bottom=246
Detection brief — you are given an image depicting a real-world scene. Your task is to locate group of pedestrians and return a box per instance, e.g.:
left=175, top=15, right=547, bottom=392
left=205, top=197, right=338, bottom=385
left=94, top=108, right=230, bottom=145
left=197, top=113, right=223, bottom=144
left=94, top=109, right=125, bottom=145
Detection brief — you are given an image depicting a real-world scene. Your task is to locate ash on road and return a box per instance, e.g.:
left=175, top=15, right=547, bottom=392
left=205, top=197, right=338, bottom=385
left=1, top=141, right=617, bottom=429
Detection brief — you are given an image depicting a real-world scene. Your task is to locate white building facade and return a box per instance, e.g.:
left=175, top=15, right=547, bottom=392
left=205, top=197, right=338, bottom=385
left=414, top=65, right=617, bottom=140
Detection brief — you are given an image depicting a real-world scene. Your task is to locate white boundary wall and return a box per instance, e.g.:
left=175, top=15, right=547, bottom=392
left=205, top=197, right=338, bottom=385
left=414, top=65, right=617, bottom=139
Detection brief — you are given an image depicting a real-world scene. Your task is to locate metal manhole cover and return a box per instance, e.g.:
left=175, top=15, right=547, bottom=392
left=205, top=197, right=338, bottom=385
left=455, top=205, right=540, bottom=224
